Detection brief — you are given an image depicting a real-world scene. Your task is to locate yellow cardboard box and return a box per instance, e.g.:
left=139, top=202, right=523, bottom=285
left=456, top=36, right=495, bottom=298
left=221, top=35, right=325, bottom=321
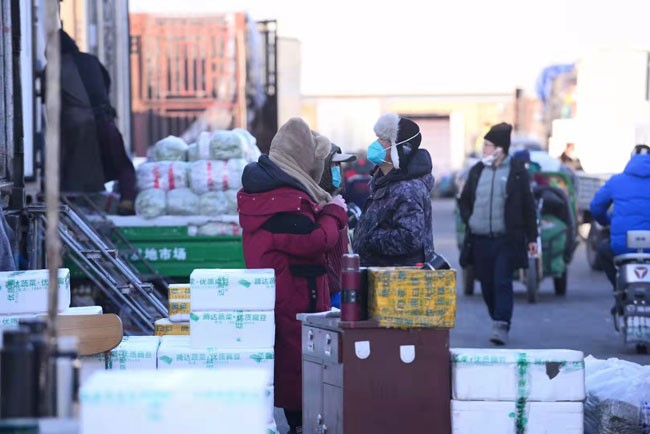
left=154, top=318, right=190, bottom=336
left=368, top=267, right=456, bottom=328
left=168, top=284, right=191, bottom=322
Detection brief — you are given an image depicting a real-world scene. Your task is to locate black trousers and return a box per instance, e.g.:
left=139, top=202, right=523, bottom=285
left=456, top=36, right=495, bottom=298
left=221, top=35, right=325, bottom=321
left=472, top=235, right=514, bottom=326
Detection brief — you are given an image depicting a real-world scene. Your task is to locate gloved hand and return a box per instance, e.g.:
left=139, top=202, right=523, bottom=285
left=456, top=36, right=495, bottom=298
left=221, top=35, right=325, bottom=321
left=329, top=194, right=347, bottom=211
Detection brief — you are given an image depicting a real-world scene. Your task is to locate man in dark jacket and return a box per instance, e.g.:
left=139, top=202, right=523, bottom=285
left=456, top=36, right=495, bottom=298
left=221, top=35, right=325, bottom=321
left=459, top=122, right=538, bottom=345
left=352, top=113, right=435, bottom=267
left=60, top=30, right=136, bottom=214
left=319, top=144, right=357, bottom=308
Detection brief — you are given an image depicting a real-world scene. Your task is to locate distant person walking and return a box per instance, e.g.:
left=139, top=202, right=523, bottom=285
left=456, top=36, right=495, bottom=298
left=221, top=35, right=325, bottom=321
left=559, top=142, right=583, bottom=171
left=459, top=122, right=538, bottom=345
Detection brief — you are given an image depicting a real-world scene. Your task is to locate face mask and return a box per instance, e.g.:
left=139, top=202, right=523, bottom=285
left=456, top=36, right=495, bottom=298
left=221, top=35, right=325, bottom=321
left=331, top=166, right=341, bottom=188
left=482, top=148, right=502, bottom=167
left=368, top=140, right=388, bottom=166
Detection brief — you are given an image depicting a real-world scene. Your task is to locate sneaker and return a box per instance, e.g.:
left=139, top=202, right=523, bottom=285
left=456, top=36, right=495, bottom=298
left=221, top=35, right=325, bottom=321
left=288, top=427, right=303, bottom=434
left=490, top=321, right=509, bottom=346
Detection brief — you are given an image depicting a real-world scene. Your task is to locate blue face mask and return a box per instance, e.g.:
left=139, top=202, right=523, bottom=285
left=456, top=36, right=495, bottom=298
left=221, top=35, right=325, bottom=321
left=331, top=166, right=341, bottom=188
left=368, top=140, right=387, bottom=166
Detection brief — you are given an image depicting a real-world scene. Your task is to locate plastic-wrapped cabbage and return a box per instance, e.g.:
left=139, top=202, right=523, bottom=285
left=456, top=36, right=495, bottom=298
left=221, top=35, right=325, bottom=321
left=187, top=132, right=212, bottom=162
left=197, top=222, right=242, bottom=236
left=135, top=189, right=166, bottom=219
left=199, top=190, right=239, bottom=216
left=209, top=130, right=247, bottom=160
left=166, top=188, right=200, bottom=216
left=153, top=135, right=188, bottom=161
left=188, top=159, right=246, bottom=194
left=233, top=128, right=262, bottom=162
left=136, top=162, right=189, bottom=191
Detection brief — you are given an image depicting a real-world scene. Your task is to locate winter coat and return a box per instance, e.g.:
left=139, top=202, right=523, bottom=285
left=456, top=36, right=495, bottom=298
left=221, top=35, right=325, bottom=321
left=238, top=155, right=347, bottom=411
left=59, top=33, right=106, bottom=193
left=590, top=154, right=650, bottom=255
left=458, top=158, right=538, bottom=270
left=352, top=149, right=435, bottom=267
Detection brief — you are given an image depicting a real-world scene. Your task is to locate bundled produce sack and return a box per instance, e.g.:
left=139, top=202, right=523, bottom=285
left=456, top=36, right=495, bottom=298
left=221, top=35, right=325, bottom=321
left=167, top=189, right=200, bottom=216
left=188, top=159, right=246, bottom=194
left=136, top=161, right=189, bottom=191
left=233, top=128, right=262, bottom=163
left=153, top=135, right=188, bottom=161
left=199, top=190, right=238, bottom=216
left=187, top=132, right=212, bottom=162
left=209, top=130, right=247, bottom=160
left=584, top=355, right=650, bottom=434
left=135, top=189, right=166, bottom=219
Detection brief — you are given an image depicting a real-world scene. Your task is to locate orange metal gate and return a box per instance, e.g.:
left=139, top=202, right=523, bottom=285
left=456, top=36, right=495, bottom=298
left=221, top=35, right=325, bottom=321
left=129, top=13, right=247, bottom=156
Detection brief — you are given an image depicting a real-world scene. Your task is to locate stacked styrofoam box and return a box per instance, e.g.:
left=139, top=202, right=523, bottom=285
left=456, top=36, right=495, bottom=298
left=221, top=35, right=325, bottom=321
left=189, top=268, right=276, bottom=425
left=451, top=349, right=585, bottom=434
left=0, top=269, right=71, bottom=347
left=188, top=269, right=275, bottom=349
left=80, top=368, right=270, bottom=434
left=107, top=336, right=161, bottom=370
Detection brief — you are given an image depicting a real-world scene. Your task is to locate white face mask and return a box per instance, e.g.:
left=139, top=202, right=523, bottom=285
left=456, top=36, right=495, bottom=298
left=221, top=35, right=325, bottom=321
left=481, top=148, right=503, bottom=166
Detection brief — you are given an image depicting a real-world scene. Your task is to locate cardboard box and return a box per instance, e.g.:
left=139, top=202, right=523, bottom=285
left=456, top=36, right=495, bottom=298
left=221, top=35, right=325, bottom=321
left=80, top=368, right=270, bottom=434
left=0, top=269, right=71, bottom=314
left=190, top=310, right=275, bottom=349
left=158, top=335, right=274, bottom=375
left=61, top=306, right=103, bottom=315
left=451, top=400, right=584, bottom=434
left=154, top=318, right=190, bottom=336
left=190, top=269, right=275, bottom=311
left=107, top=336, right=160, bottom=370
left=368, top=267, right=456, bottom=328
left=451, top=348, right=585, bottom=402
left=169, top=284, right=190, bottom=322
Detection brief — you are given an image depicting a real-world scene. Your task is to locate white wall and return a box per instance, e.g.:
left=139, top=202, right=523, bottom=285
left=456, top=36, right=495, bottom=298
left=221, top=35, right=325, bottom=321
left=575, top=47, right=650, bottom=173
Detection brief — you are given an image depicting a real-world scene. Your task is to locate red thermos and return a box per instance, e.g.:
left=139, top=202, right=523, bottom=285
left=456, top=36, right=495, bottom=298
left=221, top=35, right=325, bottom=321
left=341, top=254, right=366, bottom=321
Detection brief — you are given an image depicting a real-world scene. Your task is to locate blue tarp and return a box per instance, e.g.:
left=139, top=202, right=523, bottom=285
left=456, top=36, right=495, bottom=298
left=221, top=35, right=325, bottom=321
left=535, top=64, right=575, bottom=104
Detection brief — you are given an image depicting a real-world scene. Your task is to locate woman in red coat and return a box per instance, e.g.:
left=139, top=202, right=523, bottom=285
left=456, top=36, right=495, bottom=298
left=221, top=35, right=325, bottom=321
left=238, top=118, right=348, bottom=434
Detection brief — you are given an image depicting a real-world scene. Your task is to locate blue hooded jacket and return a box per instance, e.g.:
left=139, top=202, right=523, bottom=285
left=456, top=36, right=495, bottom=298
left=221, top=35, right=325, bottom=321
left=590, top=154, right=650, bottom=254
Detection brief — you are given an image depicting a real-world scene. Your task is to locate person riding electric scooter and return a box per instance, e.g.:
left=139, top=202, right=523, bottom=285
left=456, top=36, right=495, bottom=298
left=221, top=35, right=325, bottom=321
left=590, top=144, right=650, bottom=351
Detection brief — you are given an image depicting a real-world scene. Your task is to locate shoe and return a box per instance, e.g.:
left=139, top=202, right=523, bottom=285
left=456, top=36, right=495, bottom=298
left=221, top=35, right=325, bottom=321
left=288, top=427, right=303, bottom=434
left=117, top=200, right=135, bottom=216
left=490, top=321, right=509, bottom=346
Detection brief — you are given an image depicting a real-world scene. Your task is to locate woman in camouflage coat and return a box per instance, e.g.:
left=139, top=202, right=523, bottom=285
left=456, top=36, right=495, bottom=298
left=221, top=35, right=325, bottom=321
left=352, top=114, right=435, bottom=266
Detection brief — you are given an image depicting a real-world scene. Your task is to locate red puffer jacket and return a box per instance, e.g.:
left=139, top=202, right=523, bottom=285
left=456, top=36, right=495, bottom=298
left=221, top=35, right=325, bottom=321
left=238, top=186, right=347, bottom=411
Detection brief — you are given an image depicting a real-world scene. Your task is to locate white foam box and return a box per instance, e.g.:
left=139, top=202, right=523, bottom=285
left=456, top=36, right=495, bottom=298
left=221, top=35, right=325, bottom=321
left=168, top=283, right=190, bottom=322
left=158, top=335, right=274, bottom=377
left=107, top=336, right=160, bottom=370
left=0, top=313, right=38, bottom=347
left=0, top=269, right=71, bottom=314
left=79, top=353, right=107, bottom=385
left=190, top=310, right=275, bottom=349
left=61, top=306, right=103, bottom=315
left=80, top=368, right=270, bottom=434
left=451, top=348, right=585, bottom=402
left=154, top=318, right=190, bottom=336
left=190, top=268, right=275, bottom=311
left=451, top=400, right=584, bottom=434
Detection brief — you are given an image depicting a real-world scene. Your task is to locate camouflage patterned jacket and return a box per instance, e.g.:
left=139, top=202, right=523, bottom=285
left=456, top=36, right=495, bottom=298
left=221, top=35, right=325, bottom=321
left=352, top=149, right=435, bottom=267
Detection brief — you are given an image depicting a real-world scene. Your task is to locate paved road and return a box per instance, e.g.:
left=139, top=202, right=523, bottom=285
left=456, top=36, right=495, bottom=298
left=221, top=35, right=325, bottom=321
left=430, top=198, right=649, bottom=364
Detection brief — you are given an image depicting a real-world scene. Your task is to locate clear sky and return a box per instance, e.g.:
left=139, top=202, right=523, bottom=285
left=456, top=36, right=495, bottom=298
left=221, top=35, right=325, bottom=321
left=130, top=0, right=650, bottom=96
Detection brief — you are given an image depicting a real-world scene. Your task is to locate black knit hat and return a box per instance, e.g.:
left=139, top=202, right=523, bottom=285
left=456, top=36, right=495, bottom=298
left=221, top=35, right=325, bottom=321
left=484, top=122, right=512, bottom=152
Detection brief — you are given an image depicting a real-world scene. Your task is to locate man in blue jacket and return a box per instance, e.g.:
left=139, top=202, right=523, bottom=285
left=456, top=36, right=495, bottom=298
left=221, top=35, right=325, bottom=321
left=590, top=144, right=650, bottom=298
